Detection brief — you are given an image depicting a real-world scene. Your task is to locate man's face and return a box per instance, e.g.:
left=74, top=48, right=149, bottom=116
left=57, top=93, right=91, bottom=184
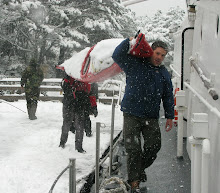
left=150, top=47, right=167, bottom=66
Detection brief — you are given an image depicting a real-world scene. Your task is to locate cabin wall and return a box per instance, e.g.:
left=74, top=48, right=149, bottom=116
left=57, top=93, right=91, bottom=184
left=191, top=2, right=220, bottom=110
left=173, top=1, right=220, bottom=192
left=190, top=2, right=220, bottom=192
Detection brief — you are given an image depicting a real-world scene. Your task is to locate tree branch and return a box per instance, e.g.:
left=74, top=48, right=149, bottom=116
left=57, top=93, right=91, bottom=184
left=0, top=35, right=32, bottom=52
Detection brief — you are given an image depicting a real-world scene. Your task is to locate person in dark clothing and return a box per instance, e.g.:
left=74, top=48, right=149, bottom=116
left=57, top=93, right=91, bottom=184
left=70, top=83, right=98, bottom=137
left=59, top=74, right=98, bottom=153
left=21, top=58, right=44, bottom=120
left=112, top=38, right=174, bottom=192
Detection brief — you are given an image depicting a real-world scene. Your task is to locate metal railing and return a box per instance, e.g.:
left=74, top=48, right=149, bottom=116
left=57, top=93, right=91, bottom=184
left=172, top=77, right=220, bottom=193
left=48, top=159, right=76, bottom=193
left=48, top=96, right=122, bottom=193
left=171, top=57, right=220, bottom=192
left=0, top=78, right=63, bottom=101
left=0, top=78, right=124, bottom=104
left=189, top=57, right=219, bottom=100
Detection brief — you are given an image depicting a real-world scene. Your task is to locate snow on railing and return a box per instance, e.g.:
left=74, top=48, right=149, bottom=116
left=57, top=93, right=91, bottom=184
left=99, top=79, right=124, bottom=105
left=189, top=57, right=219, bottom=100
left=121, top=0, right=149, bottom=6
left=0, top=78, right=63, bottom=101
left=184, top=82, right=220, bottom=119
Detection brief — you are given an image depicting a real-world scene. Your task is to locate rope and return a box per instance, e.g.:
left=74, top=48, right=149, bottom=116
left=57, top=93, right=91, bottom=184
left=48, top=166, right=69, bottom=193
left=100, top=177, right=128, bottom=193
left=0, top=99, right=26, bottom=113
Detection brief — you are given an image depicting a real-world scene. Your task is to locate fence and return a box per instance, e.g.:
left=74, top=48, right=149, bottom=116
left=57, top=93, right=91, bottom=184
left=0, top=78, right=63, bottom=101
left=0, top=78, right=124, bottom=104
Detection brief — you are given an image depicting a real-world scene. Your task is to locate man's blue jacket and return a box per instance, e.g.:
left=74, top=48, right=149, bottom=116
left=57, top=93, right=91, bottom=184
left=112, top=38, right=174, bottom=119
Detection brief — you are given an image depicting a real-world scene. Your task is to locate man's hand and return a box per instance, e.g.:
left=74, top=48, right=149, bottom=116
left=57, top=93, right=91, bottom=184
left=165, top=119, right=173, bottom=132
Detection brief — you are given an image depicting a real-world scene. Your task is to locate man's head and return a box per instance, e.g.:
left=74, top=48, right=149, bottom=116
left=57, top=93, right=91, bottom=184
left=150, top=41, right=168, bottom=66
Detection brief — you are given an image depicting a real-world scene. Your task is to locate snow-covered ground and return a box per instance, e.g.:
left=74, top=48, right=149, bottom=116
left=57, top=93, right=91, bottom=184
left=0, top=100, right=123, bottom=193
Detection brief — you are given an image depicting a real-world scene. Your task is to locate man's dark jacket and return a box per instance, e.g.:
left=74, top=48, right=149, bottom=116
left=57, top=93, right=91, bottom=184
left=112, top=38, right=174, bottom=119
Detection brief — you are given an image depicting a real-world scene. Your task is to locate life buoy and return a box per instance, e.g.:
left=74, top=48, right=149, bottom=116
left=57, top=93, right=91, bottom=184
left=174, top=88, right=180, bottom=126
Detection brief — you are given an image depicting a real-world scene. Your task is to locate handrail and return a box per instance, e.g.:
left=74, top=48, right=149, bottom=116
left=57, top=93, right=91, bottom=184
left=170, top=64, right=181, bottom=78
left=170, top=62, right=220, bottom=117
left=99, top=131, right=122, bottom=166
left=190, top=57, right=219, bottom=100
left=184, top=82, right=220, bottom=119
left=48, top=166, right=69, bottom=193
left=0, top=78, right=62, bottom=83
left=181, top=27, right=194, bottom=90
left=0, top=84, right=62, bottom=91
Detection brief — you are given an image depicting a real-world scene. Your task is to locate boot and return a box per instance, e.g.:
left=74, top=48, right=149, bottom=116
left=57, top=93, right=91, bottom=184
left=130, top=181, right=140, bottom=193
left=76, top=147, right=86, bottom=153
left=86, top=132, right=92, bottom=137
left=59, top=141, right=65, bottom=148
left=27, top=108, right=32, bottom=119
left=140, top=171, right=147, bottom=182
left=32, top=105, right=37, bottom=119
left=29, top=107, right=37, bottom=120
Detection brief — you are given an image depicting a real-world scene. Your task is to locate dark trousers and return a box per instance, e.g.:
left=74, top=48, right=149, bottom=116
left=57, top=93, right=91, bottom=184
left=60, top=104, right=85, bottom=150
left=25, top=88, right=40, bottom=119
left=84, top=112, right=92, bottom=134
left=70, top=112, right=91, bottom=135
left=123, top=113, right=161, bottom=182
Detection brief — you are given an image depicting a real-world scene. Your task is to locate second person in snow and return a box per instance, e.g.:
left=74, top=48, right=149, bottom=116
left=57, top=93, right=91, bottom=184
left=59, top=74, right=98, bottom=153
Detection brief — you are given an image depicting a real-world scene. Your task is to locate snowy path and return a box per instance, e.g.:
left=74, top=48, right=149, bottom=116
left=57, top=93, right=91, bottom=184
left=92, top=119, right=191, bottom=193
left=0, top=100, right=123, bottom=193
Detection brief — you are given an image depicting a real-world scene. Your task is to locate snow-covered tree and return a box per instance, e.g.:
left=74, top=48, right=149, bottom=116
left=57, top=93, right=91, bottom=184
left=0, top=0, right=138, bottom=77
left=136, top=7, right=186, bottom=70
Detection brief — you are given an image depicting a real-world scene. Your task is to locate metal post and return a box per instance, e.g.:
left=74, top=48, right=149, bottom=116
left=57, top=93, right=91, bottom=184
left=109, top=98, right=115, bottom=176
left=177, top=107, right=184, bottom=158
left=194, top=141, right=202, bottom=193
left=201, top=139, right=210, bottom=193
left=189, top=113, right=209, bottom=193
left=175, top=90, right=186, bottom=158
left=190, top=137, right=195, bottom=193
left=69, top=158, right=76, bottom=193
left=95, top=122, right=101, bottom=193
left=117, top=82, right=123, bottom=106
left=189, top=137, right=203, bottom=193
